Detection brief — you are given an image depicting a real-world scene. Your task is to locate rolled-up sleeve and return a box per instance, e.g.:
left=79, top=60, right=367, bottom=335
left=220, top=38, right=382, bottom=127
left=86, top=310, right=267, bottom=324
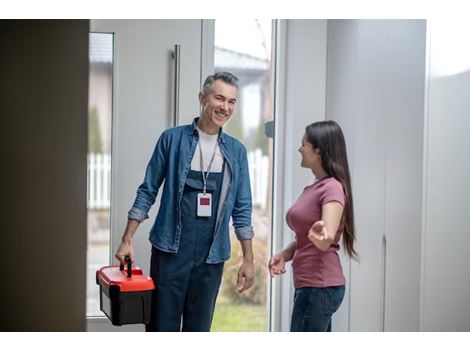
left=232, top=145, right=254, bottom=241
left=127, top=206, right=149, bottom=223
left=235, top=225, right=254, bottom=241
left=128, top=132, right=168, bottom=222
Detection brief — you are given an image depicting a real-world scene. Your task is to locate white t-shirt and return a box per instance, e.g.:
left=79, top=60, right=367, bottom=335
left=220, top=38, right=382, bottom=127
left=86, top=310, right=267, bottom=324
left=191, top=127, right=224, bottom=172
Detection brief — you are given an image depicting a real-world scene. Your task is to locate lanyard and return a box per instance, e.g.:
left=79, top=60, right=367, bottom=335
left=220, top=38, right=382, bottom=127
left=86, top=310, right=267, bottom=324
left=198, top=137, right=218, bottom=194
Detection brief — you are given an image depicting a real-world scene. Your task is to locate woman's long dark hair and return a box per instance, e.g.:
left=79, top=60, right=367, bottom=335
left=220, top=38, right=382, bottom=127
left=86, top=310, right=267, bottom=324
left=305, top=120, right=358, bottom=260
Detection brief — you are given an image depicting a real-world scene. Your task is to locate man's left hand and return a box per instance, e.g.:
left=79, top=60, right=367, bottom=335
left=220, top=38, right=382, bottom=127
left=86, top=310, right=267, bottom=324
left=236, top=259, right=255, bottom=293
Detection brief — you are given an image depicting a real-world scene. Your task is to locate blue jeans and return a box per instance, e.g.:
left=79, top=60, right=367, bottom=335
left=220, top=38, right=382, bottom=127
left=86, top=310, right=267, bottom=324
left=290, top=285, right=345, bottom=332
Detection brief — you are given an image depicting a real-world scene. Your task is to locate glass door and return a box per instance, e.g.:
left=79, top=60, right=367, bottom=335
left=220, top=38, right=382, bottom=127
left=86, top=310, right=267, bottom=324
left=87, top=20, right=205, bottom=331
left=211, top=19, right=275, bottom=332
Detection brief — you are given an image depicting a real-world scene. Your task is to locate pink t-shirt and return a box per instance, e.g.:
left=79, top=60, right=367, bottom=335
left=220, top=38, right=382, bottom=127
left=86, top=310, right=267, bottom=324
left=286, top=177, right=346, bottom=288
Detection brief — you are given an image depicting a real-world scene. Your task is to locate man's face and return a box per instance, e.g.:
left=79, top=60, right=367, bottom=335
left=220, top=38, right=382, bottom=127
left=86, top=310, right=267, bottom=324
left=199, top=80, right=238, bottom=129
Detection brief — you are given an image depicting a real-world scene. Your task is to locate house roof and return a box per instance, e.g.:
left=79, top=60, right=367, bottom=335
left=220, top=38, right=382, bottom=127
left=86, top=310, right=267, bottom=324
left=89, top=34, right=270, bottom=72
left=215, top=47, right=269, bottom=71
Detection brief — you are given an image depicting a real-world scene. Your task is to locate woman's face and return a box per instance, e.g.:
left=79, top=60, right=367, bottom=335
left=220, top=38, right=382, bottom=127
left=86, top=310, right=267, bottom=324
left=298, top=134, right=320, bottom=169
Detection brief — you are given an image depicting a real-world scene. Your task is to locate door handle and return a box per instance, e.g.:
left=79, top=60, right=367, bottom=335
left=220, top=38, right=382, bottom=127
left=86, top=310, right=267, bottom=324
left=171, top=44, right=181, bottom=127
left=264, top=120, right=275, bottom=138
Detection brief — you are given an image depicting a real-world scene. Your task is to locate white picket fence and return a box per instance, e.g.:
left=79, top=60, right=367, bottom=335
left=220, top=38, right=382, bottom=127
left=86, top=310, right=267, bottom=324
left=87, top=149, right=270, bottom=210
left=87, top=153, right=111, bottom=209
left=247, top=148, right=270, bottom=209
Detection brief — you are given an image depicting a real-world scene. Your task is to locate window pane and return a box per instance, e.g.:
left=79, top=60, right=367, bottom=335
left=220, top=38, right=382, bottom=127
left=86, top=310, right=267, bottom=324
left=87, top=32, right=114, bottom=317
left=211, top=19, right=274, bottom=332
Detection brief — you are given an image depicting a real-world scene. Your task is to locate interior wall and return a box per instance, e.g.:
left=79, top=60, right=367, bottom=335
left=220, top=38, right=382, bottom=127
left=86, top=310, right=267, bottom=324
left=0, top=20, right=89, bottom=331
left=421, top=19, right=470, bottom=331
left=326, top=19, right=426, bottom=331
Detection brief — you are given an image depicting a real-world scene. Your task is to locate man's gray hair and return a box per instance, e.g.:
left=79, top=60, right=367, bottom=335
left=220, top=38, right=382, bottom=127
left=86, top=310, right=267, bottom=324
left=202, top=71, right=239, bottom=93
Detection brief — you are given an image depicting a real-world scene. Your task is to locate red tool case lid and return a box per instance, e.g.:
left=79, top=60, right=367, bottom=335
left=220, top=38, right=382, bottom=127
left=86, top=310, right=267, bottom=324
left=97, top=265, right=155, bottom=292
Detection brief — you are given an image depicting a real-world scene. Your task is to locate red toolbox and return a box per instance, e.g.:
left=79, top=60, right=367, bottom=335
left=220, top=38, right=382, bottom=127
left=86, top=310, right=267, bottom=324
left=96, top=256, right=155, bottom=326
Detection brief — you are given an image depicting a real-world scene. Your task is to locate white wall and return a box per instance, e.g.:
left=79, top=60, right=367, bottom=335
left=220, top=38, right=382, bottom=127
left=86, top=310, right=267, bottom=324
left=279, top=18, right=470, bottom=332
left=421, top=19, right=470, bottom=331
left=326, top=19, right=426, bottom=331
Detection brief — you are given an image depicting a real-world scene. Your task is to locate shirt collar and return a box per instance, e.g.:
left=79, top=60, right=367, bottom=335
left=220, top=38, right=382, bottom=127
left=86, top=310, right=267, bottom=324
left=191, top=117, right=226, bottom=144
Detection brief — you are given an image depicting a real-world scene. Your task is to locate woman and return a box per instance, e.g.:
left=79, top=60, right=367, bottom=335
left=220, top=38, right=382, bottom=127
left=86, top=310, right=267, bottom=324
left=269, top=120, right=358, bottom=332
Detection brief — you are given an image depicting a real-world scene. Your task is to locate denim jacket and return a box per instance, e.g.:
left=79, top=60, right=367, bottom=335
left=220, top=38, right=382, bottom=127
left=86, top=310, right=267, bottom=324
left=128, top=117, right=254, bottom=264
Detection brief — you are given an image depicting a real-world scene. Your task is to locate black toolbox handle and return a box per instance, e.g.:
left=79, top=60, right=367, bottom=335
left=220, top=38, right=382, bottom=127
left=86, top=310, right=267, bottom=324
left=119, top=255, right=132, bottom=278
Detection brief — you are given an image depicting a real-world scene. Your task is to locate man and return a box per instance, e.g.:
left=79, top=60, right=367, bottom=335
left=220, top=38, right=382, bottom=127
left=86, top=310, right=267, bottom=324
left=115, top=71, right=255, bottom=332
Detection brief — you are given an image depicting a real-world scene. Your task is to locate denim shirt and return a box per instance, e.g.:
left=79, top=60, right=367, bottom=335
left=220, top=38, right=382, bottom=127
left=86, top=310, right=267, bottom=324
left=128, top=117, right=254, bottom=264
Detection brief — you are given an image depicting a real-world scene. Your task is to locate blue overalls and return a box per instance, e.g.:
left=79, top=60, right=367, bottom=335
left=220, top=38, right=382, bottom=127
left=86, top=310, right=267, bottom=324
left=146, top=166, right=224, bottom=332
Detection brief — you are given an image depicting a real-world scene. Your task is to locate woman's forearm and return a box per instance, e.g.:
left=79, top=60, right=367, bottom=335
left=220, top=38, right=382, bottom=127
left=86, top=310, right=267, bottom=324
left=280, top=240, right=297, bottom=262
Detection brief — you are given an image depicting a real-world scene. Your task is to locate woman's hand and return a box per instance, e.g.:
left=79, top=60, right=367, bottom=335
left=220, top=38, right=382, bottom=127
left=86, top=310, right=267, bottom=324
left=268, top=254, right=286, bottom=276
left=308, top=220, right=328, bottom=242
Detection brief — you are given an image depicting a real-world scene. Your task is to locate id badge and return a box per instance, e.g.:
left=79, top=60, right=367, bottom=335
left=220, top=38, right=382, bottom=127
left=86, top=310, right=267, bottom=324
left=197, top=193, right=212, bottom=217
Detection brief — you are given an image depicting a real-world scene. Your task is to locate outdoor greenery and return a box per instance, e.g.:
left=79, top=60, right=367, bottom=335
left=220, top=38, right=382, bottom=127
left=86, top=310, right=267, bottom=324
left=211, top=232, right=269, bottom=331
left=223, top=107, right=270, bottom=157
left=88, top=105, right=103, bottom=153
left=219, top=234, right=268, bottom=305
left=223, top=109, right=244, bottom=141
left=211, top=303, right=267, bottom=332
left=247, top=121, right=269, bottom=156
